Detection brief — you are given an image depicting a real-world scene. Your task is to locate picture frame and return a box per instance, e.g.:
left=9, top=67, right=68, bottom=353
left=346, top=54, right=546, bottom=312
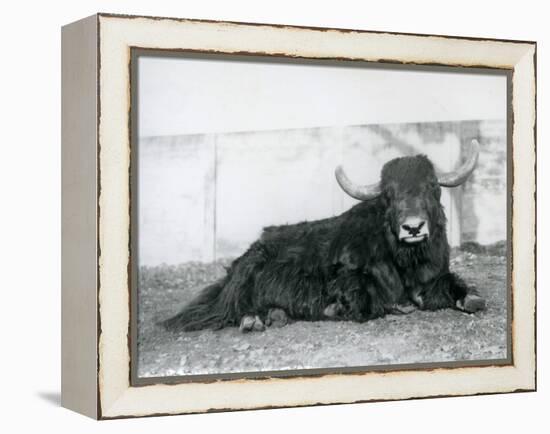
left=61, top=13, right=536, bottom=419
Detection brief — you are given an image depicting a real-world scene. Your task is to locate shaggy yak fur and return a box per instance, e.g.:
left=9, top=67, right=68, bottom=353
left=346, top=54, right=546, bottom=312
left=163, top=154, right=485, bottom=332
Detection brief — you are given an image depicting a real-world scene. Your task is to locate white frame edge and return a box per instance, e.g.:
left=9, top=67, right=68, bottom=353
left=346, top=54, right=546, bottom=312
left=61, top=14, right=99, bottom=419
left=91, top=14, right=535, bottom=419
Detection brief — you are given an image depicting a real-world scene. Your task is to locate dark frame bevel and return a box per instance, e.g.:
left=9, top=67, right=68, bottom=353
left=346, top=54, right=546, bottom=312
left=96, top=14, right=103, bottom=420
left=128, top=47, right=515, bottom=388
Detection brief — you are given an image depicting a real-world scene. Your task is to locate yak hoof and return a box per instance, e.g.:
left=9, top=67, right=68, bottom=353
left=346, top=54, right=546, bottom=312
left=323, top=303, right=340, bottom=318
left=411, top=293, right=424, bottom=309
left=456, top=294, right=486, bottom=313
left=239, top=315, right=265, bottom=333
left=389, top=303, right=417, bottom=315
left=265, top=308, right=288, bottom=328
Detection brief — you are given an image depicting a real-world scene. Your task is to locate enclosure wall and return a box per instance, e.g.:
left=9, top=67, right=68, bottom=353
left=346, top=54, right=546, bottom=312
left=61, top=14, right=99, bottom=419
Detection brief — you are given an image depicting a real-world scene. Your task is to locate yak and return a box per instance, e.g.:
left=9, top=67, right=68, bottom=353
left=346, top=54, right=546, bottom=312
left=163, top=139, right=486, bottom=333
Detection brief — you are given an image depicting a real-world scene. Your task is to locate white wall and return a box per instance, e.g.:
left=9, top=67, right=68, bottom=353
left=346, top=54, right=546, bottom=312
left=139, top=55, right=507, bottom=137
left=139, top=120, right=506, bottom=265
left=137, top=47, right=508, bottom=266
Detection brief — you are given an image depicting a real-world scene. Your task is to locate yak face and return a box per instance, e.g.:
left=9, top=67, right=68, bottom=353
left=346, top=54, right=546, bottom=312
left=381, top=155, right=440, bottom=245
left=334, top=139, right=480, bottom=245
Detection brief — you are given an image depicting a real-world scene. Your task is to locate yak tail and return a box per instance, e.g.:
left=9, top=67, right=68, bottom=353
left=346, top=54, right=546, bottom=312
left=162, top=243, right=266, bottom=332
left=161, top=278, right=228, bottom=332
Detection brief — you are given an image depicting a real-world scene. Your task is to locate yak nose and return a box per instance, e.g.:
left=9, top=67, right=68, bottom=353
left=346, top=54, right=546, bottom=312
left=402, top=220, right=426, bottom=236
left=399, top=216, right=430, bottom=243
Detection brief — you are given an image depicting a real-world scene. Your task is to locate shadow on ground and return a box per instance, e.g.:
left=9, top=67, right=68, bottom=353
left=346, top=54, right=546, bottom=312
left=37, top=392, right=61, bottom=407
left=137, top=243, right=508, bottom=378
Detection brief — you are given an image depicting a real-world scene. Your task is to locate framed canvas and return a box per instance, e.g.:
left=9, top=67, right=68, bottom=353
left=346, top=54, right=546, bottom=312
left=61, top=13, right=536, bottom=419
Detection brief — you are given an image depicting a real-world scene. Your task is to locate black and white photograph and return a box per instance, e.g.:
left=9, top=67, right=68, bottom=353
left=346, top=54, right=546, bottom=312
left=133, top=52, right=510, bottom=380
left=2, top=0, right=545, bottom=428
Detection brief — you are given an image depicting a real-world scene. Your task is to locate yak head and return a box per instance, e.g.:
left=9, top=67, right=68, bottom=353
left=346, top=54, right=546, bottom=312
left=335, top=140, right=479, bottom=245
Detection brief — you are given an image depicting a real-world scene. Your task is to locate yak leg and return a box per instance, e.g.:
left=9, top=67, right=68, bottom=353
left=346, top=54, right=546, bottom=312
left=449, top=274, right=486, bottom=313
left=326, top=272, right=382, bottom=321
left=326, top=262, right=404, bottom=322
left=239, top=308, right=290, bottom=332
left=323, top=302, right=343, bottom=318
left=456, top=290, right=486, bottom=313
left=264, top=308, right=289, bottom=328
left=369, top=262, right=416, bottom=315
left=418, top=273, right=485, bottom=313
left=324, top=293, right=415, bottom=319
left=388, top=303, right=417, bottom=314
left=325, top=262, right=404, bottom=322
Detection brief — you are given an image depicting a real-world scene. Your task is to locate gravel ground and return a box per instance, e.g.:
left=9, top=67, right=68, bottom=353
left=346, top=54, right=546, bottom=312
left=137, top=242, right=508, bottom=378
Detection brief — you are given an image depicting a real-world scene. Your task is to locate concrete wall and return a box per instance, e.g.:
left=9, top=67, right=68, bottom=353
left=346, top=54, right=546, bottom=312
left=138, top=119, right=506, bottom=266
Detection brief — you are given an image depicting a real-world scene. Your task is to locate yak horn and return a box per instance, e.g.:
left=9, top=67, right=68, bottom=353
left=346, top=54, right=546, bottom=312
left=335, top=165, right=381, bottom=201
left=437, top=139, right=480, bottom=187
